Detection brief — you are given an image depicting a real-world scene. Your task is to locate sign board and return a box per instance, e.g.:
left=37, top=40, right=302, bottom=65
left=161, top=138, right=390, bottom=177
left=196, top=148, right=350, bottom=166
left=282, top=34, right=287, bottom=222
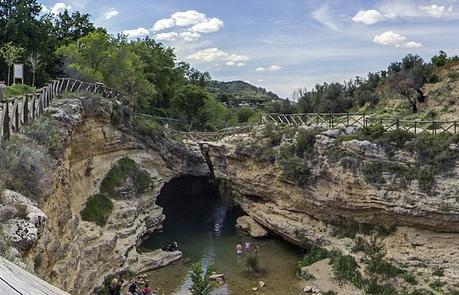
left=14, top=63, right=24, bottom=80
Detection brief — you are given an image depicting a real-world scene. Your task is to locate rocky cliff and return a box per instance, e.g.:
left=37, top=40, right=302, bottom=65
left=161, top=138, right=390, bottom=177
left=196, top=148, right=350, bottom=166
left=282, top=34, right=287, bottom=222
left=201, top=126, right=459, bottom=289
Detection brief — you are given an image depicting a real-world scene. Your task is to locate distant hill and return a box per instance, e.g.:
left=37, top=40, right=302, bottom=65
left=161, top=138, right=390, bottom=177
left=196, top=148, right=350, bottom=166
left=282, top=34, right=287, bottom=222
left=209, top=80, right=282, bottom=107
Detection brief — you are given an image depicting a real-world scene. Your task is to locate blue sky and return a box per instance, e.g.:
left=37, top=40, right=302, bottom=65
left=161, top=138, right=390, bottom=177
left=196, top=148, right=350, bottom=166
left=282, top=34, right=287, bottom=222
left=39, top=0, right=459, bottom=98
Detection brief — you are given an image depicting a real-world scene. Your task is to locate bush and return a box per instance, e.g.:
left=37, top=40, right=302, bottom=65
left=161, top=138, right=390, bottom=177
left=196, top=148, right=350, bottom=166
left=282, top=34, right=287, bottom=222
left=300, top=270, right=316, bottom=281
left=4, top=84, right=37, bottom=98
left=297, top=246, right=329, bottom=270
left=0, top=138, right=53, bottom=201
left=100, top=157, right=151, bottom=199
left=417, top=168, right=435, bottom=192
left=295, top=129, right=317, bottom=158
left=80, top=194, right=113, bottom=226
left=278, top=156, right=310, bottom=185
left=429, top=279, right=445, bottom=291
left=135, top=116, right=164, bottom=138
left=0, top=228, right=11, bottom=258
left=403, top=272, right=418, bottom=285
left=23, top=115, right=63, bottom=154
left=246, top=255, right=260, bottom=273
left=190, top=262, right=213, bottom=295
left=329, top=251, right=361, bottom=283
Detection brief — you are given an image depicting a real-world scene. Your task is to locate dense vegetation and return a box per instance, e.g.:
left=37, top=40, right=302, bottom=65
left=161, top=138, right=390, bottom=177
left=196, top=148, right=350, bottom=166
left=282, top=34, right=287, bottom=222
left=294, top=51, right=459, bottom=116
left=209, top=80, right=281, bottom=106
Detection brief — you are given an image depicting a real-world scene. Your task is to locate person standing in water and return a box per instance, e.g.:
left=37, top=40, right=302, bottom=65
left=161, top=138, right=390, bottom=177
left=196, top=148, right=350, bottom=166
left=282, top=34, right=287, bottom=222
left=236, top=243, right=243, bottom=256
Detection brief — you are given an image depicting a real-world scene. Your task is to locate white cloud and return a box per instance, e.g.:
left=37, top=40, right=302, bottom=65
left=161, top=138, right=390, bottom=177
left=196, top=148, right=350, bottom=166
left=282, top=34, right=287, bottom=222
left=152, top=18, right=176, bottom=32
left=171, top=10, right=208, bottom=27
left=377, top=2, right=453, bottom=19
left=155, top=32, right=179, bottom=41
left=123, top=27, right=150, bottom=38
left=405, top=41, right=423, bottom=48
left=373, top=31, right=422, bottom=48
left=151, top=10, right=224, bottom=42
left=256, top=65, right=282, bottom=72
left=190, top=17, right=224, bottom=33
left=258, top=79, right=264, bottom=83
left=352, top=9, right=385, bottom=24
left=179, top=31, right=201, bottom=42
left=103, top=8, right=119, bottom=20
left=311, top=4, right=340, bottom=31
left=187, top=48, right=249, bottom=66
left=50, top=2, right=71, bottom=15
left=373, top=31, right=406, bottom=46
left=419, top=4, right=453, bottom=17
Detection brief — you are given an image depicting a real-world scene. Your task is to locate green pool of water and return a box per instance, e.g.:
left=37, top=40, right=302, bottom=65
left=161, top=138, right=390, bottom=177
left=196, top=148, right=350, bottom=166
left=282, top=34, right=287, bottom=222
left=140, top=177, right=303, bottom=295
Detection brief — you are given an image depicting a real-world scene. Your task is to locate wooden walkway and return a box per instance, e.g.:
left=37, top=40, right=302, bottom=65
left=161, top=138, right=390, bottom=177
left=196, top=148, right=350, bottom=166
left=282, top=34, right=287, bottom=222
left=261, top=113, right=459, bottom=135
left=0, top=256, right=69, bottom=295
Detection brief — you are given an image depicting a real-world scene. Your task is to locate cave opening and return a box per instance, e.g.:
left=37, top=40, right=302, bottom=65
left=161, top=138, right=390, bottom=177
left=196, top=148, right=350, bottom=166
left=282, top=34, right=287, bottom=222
left=140, top=175, right=302, bottom=295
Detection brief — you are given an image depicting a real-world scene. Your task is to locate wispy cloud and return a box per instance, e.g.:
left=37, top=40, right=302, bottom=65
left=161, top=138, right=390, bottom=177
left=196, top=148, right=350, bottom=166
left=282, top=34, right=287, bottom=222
left=311, top=4, right=341, bottom=31
left=103, top=8, right=119, bottom=20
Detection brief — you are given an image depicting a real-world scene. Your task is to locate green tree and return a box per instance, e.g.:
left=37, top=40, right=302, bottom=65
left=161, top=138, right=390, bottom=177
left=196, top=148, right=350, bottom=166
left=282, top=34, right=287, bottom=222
left=172, top=85, right=212, bottom=130
left=431, top=50, right=448, bottom=67
left=190, top=263, right=213, bottom=295
left=27, top=52, right=40, bottom=86
left=0, top=42, right=24, bottom=85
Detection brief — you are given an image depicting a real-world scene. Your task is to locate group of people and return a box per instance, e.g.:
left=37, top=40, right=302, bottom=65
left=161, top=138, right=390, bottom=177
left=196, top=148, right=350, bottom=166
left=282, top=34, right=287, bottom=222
left=236, top=241, right=259, bottom=256
left=109, top=278, right=153, bottom=295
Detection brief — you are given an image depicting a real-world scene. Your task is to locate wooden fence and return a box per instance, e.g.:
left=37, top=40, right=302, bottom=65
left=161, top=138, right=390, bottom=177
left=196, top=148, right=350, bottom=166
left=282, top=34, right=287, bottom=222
left=261, top=113, right=459, bottom=135
left=0, top=78, right=122, bottom=140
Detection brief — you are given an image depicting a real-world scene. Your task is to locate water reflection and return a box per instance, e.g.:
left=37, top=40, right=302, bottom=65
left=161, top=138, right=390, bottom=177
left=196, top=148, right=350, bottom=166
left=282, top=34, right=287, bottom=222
left=141, top=177, right=302, bottom=295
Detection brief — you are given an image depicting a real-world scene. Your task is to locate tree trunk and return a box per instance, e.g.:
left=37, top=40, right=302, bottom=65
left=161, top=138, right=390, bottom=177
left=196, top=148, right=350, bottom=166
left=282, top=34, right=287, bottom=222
left=7, top=66, right=11, bottom=86
left=32, top=71, right=35, bottom=87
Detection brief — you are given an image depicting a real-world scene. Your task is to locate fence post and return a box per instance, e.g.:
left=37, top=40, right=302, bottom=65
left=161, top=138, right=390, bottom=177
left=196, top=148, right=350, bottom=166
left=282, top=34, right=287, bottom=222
left=3, top=102, right=10, bottom=140
left=432, top=121, right=436, bottom=135
left=396, top=118, right=400, bottom=130
left=23, top=95, right=29, bottom=125
left=414, top=121, right=417, bottom=135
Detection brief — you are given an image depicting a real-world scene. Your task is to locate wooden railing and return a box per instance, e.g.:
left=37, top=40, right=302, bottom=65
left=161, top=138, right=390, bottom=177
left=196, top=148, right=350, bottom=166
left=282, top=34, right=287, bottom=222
left=261, top=113, right=459, bottom=135
left=0, top=78, right=122, bottom=140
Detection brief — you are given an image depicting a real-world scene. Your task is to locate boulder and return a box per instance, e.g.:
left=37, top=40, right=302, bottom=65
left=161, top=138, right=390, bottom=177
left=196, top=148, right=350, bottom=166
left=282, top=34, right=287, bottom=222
left=127, top=249, right=182, bottom=274
left=236, top=216, right=268, bottom=238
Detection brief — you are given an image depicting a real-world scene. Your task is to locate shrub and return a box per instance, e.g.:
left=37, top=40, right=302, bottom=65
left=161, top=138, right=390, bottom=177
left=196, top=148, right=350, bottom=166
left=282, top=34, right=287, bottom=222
left=4, top=84, right=37, bottom=98
left=429, top=279, right=445, bottom=291
left=295, top=129, right=317, bottom=158
left=135, top=116, right=164, bottom=138
left=190, top=262, right=213, bottom=295
left=300, top=270, right=316, bottom=281
left=23, top=115, right=63, bottom=154
left=246, top=255, right=260, bottom=273
left=403, top=272, right=418, bottom=285
left=100, top=157, right=151, bottom=199
left=0, top=228, right=11, bottom=258
left=329, top=251, right=361, bottom=283
left=417, top=168, right=435, bottom=192
left=278, top=156, right=310, bottom=185
left=297, top=246, right=329, bottom=270
left=80, top=194, right=113, bottom=226
left=0, top=138, right=53, bottom=201
left=432, top=269, right=444, bottom=276
left=362, top=162, right=385, bottom=184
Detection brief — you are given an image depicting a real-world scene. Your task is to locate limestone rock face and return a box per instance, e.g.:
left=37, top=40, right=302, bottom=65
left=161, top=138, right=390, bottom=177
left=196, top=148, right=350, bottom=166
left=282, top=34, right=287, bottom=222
left=24, top=96, right=209, bottom=295
left=201, top=130, right=459, bottom=287
left=0, top=190, right=47, bottom=253
left=236, top=215, right=268, bottom=238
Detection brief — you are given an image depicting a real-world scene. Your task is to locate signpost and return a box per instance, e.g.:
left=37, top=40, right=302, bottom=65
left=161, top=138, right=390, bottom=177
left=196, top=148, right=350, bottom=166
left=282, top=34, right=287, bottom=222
left=13, top=63, right=24, bottom=84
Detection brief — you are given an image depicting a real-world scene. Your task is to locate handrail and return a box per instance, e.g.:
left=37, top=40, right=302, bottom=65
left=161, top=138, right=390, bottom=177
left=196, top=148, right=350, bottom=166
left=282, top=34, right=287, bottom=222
left=0, top=78, right=122, bottom=141
left=261, top=113, right=459, bottom=135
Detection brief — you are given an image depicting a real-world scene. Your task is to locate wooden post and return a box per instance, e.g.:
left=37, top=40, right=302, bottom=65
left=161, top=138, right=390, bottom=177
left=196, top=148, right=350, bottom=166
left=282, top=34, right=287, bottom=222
left=396, top=118, right=400, bottom=130
left=23, top=95, right=29, bottom=125
left=432, top=121, right=436, bottom=135
left=414, top=121, right=417, bottom=135
left=3, top=102, right=10, bottom=140
left=12, top=99, right=19, bottom=132
left=32, top=94, right=36, bottom=120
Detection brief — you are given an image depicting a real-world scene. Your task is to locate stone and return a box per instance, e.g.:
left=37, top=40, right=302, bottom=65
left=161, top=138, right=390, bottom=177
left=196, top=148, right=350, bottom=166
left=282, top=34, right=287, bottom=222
left=258, top=280, right=265, bottom=288
left=252, top=287, right=258, bottom=291
left=304, top=286, right=313, bottom=292
left=210, top=274, right=225, bottom=281
left=236, top=215, right=268, bottom=238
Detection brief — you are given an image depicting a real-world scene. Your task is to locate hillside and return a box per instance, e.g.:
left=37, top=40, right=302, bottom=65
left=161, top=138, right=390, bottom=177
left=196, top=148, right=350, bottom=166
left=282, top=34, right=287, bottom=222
left=357, top=61, right=459, bottom=121
left=209, top=80, right=282, bottom=106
